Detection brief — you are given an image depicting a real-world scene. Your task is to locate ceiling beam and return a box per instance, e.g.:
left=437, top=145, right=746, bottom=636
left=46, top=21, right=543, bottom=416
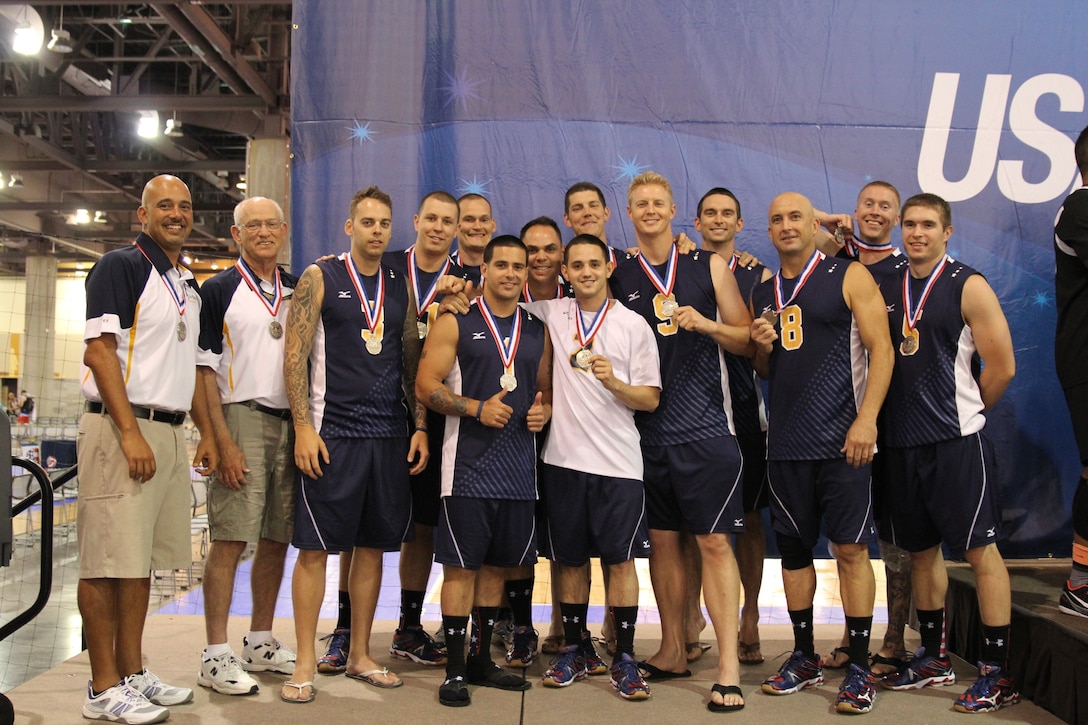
left=0, top=159, right=247, bottom=172
left=0, top=94, right=267, bottom=112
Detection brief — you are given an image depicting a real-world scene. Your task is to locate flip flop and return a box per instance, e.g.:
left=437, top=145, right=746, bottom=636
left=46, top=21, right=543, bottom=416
left=346, top=667, right=403, bottom=689
left=687, top=642, right=713, bottom=662
left=707, top=684, right=745, bottom=713
left=870, top=653, right=909, bottom=676
left=737, top=640, right=763, bottom=665
left=638, top=661, right=692, bottom=679
left=279, top=680, right=315, bottom=704
left=822, top=646, right=851, bottom=670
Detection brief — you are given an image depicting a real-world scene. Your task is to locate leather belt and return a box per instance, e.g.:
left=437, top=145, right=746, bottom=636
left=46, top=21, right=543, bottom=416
left=238, top=400, right=292, bottom=421
left=86, top=400, right=186, bottom=426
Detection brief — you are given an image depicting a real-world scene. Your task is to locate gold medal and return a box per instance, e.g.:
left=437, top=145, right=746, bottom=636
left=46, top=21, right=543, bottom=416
left=269, top=320, right=283, bottom=339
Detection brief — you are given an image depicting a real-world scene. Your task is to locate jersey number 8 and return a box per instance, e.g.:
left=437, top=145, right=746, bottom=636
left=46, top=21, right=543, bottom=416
left=780, top=305, right=803, bottom=350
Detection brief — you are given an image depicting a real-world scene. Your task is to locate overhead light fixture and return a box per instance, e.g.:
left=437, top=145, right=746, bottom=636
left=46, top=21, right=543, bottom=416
left=165, top=117, right=183, bottom=137
left=93, top=211, right=107, bottom=223
left=9, top=4, right=44, bottom=55
left=47, top=5, right=72, bottom=53
left=236, top=175, right=247, bottom=190
left=136, top=110, right=159, bottom=138
left=8, top=174, right=24, bottom=189
left=74, top=208, right=91, bottom=225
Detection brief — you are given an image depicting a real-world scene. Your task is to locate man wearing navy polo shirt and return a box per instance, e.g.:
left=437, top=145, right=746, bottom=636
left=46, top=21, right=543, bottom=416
left=78, top=174, right=217, bottom=724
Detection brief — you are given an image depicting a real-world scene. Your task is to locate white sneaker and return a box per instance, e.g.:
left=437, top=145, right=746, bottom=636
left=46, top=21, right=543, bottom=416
left=82, top=682, right=168, bottom=724
left=241, top=636, right=296, bottom=674
left=124, top=669, right=193, bottom=706
left=198, top=651, right=260, bottom=696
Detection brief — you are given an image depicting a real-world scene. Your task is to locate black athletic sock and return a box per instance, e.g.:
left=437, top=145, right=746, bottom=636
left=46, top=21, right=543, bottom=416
left=609, top=606, right=638, bottom=662
left=399, top=590, right=425, bottom=630
left=845, top=615, right=873, bottom=669
left=789, top=607, right=815, bottom=657
left=916, top=608, right=945, bottom=658
left=442, top=615, right=469, bottom=679
left=505, top=577, right=535, bottom=628
left=981, top=623, right=1010, bottom=668
left=470, top=606, right=499, bottom=659
left=336, top=589, right=351, bottom=630
left=558, top=602, right=587, bottom=648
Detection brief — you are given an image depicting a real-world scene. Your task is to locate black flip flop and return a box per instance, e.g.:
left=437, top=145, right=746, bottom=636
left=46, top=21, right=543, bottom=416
left=638, top=660, right=692, bottom=679
left=467, top=662, right=532, bottom=691
left=708, top=683, right=745, bottom=713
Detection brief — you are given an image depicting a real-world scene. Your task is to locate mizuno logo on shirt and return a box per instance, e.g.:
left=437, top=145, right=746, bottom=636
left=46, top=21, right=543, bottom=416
left=338, top=290, right=352, bottom=299
left=886, top=304, right=896, bottom=312
left=627, top=291, right=641, bottom=301
left=472, top=332, right=486, bottom=340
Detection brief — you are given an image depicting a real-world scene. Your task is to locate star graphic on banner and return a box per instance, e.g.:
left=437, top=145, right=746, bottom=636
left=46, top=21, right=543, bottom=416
left=441, top=68, right=484, bottom=111
left=612, top=154, right=649, bottom=182
left=1032, top=290, right=1052, bottom=307
left=458, top=175, right=492, bottom=195
left=346, top=120, right=377, bottom=146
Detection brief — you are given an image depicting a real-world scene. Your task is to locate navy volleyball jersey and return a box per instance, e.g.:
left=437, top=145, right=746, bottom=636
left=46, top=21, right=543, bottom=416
left=836, top=247, right=909, bottom=288
left=726, top=260, right=768, bottom=438
left=879, top=259, right=986, bottom=447
left=310, top=254, right=411, bottom=438
left=441, top=302, right=547, bottom=500
left=609, top=250, right=733, bottom=446
left=751, top=256, right=867, bottom=460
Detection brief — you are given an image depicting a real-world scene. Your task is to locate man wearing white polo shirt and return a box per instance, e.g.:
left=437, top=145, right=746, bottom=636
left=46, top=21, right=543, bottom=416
left=78, top=174, right=217, bottom=724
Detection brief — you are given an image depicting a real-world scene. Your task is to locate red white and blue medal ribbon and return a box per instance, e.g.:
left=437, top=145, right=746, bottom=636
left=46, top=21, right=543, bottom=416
left=637, top=243, right=678, bottom=299
left=575, top=298, right=610, bottom=349
left=344, top=253, right=384, bottom=335
left=478, top=296, right=522, bottom=389
left=849, top=236, right=893, bottom=254
left=728, top=254, right=739, bottom=272
left=902, top=254, right=950, bottom=335
left=407, top=247, right=450, bottom=319
left=522, top=281, right=564, bottom=302
left=137, top=243, right=187, bottom=338
left=772, top=249, right=824, bottom=313
left=235, top=258, right=282, bottom=316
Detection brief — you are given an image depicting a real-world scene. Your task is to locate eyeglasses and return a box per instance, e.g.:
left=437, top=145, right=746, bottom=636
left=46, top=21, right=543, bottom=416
left=240, top=219, right=283, bottom=232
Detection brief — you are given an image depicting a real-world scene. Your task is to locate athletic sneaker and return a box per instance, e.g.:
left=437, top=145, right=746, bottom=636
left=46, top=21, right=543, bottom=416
left=123, top=670, right=192, bottom=706
left=390, top=626, right=448, bottom=665
left=492, top=609, right=515, bottom=648
left=541, top=645, right=587, bottom=688
left=836, top=663, right=876, bottom=714
left=1059, top=580, right=1088, bottom=618
left=241, top=636, right=296, bottom=674
left=82, top=682, right=168, bottom=724
left=198, top=651, right=259, bottom=696
left=881, top=647, right=955, bottom=690
left=506, top=626, right=539, bottom=667
left=432, top=623, right=446, bottom=645
left=581, top=631, right=608, bottom=675
left=317, top=627, right=350, bottom=673
left=610, top=653, right=651, bottom=700
left=761, top=650, right=824, bottom=695
left=953, top=662, right=1020, bottom=713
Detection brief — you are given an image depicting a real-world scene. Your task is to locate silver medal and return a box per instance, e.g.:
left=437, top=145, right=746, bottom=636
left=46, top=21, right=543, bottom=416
left=417, top=320, right=429, bottom=339
left=900, top=336, right=918, bottom=356
left=365, top=337, right=382, bottom=355
left=761, top=310, right=777, bottom=326
left=176, top=320, right=187, bottom=341
left=499, top=372, right=518, bottom=392
left=269, top=320, right=283, bottom=339
left=661, top=297, right=679, bottom=317
left=574, top=348, right=593, bottom=370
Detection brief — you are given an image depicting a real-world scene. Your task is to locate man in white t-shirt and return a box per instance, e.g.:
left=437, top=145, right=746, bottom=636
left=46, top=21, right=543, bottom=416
left=524, top=234, right=661, bottom=700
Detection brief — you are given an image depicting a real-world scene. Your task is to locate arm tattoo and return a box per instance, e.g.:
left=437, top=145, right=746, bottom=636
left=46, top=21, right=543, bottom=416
left=284, top=266, right=322, bottom=426
left=426, top=386, right=471, bottom=417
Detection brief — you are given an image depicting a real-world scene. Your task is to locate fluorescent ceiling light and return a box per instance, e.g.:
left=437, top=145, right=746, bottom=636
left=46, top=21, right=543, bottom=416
left=137, top=110, right=159, bottom=138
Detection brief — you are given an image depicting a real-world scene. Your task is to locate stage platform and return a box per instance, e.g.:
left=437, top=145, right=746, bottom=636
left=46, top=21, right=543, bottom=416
left=6, top=620, right=1064, bottom=724
left=947, top=560, right=1087, bottom=725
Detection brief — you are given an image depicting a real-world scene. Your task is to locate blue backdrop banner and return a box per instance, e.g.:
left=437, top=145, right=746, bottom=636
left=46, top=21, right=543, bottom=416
left=290, top=0, right=1087, bottom=558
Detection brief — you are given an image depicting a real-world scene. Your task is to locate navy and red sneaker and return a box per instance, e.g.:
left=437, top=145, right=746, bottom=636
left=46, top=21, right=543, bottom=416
left=953, top=662, right=1020, bottom=713
left=761, top=650, right=824, bottom=695
left=881, top=647, right=955, bottom=690
left=836, top=663, right=876, bottom=714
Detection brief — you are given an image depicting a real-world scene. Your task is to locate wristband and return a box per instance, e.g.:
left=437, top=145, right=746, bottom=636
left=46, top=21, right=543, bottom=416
left=475, top=400, right=484, bottom=420
left=414, top=426, right=428, bottom=433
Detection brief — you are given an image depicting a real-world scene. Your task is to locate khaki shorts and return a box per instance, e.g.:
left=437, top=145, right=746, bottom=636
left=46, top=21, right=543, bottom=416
left=207, top=403, right=296, bottom=543
left=76, top=411, right=190, bottom=578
